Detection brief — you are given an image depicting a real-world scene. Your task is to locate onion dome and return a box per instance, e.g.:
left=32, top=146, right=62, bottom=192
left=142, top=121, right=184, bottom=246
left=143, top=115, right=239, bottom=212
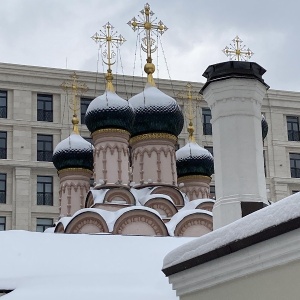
left=261, top=114, right=268, bottom=140
left=129, top=84, right=184, bottom=137
left=176, top=142, right=214, bottom=178
left=85, top=90, right=135, bottom=134
left=52, top=133, right=93, bottom=172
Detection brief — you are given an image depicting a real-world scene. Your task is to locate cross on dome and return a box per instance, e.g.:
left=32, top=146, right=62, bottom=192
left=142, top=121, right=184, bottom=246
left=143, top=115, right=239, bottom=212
left=128, top=3, right=168, bottom=86
left=91, top=22, right=126, bottom=92
left=60, top=72, right=88, bottom=134
left=222, top=36, right=254, bottom=61
left=177, top=83, right=202, bottom=142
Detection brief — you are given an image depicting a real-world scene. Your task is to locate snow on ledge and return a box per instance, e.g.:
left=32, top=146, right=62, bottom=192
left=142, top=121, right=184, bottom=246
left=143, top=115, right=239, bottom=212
left=163, top=192, right=300, bottom=269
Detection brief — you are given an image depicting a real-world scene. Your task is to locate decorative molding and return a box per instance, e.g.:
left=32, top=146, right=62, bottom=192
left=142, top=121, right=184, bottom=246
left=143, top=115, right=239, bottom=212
left=65, top=212, right=109, bottom=234
left=150, top=186, right=185, bottom=206
left=92, top=128, right=130, bottom=136
left=166, top=229, right=300, bottom=296
left=130, top=133, right=177, bottom=145
left=144, top=198, right=178, bottom=218
left=174, top=214, right=213, bottom=237
left=58, top=168, right=93, bottom=176
left=113, top=210, right=168, bottom=236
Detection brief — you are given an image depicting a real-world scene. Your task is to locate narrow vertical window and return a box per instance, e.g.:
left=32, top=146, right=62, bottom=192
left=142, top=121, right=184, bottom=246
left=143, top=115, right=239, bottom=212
left=287, top=116, right=300, bottom=141
left=37, top=94, right=53, bottom=122
left=0, top=131, right=7, bottom=159
left=80, top=97, right=92, bottom=125
left=37, top=134, right=53, bottom=162
left=202, top=108, right=212, bottom=135
left=37, top=176, right=53, bottom=205
left=0, top=90, right=7, bottom=118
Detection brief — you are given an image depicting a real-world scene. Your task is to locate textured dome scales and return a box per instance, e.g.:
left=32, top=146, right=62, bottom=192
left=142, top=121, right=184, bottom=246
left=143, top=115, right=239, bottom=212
left=85, top=91, right=135, bottom=134
left=52, top=133, right=94, bottom=172
left=129, top=84, right=184, bottom=137
left=176, top=142, right=214, bottom=177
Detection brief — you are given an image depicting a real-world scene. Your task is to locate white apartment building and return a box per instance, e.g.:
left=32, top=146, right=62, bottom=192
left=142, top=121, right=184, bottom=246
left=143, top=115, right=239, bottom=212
left=0, top=62, right=299, bottom=231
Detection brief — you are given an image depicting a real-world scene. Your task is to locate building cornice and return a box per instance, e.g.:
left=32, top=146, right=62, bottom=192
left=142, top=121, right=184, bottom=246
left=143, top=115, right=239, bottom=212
left=165, top=226, right=300, bottom=296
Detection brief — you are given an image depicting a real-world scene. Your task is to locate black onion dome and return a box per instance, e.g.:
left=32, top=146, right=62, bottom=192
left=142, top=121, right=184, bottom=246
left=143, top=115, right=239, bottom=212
left=261, top=114, right=268, bottom=140
left=128, top=84, right=184, bottom=137
left=176, top=142, right=214, bottom=177
left=85, top=91, right=135, bottom=134
left=52, top=134, right=93, bottom=172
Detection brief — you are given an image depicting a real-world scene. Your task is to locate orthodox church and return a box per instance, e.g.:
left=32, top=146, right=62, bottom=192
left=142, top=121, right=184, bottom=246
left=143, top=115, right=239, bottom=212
left=50, top=5, right=215, bottom=237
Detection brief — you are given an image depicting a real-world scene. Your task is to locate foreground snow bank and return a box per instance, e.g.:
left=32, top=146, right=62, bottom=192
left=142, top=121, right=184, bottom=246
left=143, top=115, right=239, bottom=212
left=0, top=231, right=193, bottom=300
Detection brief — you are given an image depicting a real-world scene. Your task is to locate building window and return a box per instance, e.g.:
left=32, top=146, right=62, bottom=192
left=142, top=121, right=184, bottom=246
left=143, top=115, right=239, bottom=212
left=0, top=131, right=7, bottom=159
left=292, top=190, right=299, bottom=194
left=202, top=108, right=212, bottom=135
left=0, top=90, right=7, bottom=118
left=37, top=176, right=53, bottom=206
left=0, top=173, right=6, bottom=204
left=36, top=218, right=53, bottom=232
left=37, top=94, right=53, bottom=122
left=287, top=116, right=300, bottom=141
left=0, top=216, right=5, bottom=231
left=204, top=146, right=214, bottom=156
left=290, top=153, right=300, bottom=178
left=210, top=185, right=215, bottom=199
left=37, top=134, right=53, bottom=162
left=81, top=97, right=92, bottom=125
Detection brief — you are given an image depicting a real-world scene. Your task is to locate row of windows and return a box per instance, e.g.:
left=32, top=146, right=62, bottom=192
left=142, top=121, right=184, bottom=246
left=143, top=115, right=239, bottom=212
left=0, top=90, right=213, bottom=135
left=0, top=133, right=92, bottom=161
left=0, top=216, right=53, bottom=232
left=2, top=90, right=300, bottom=141
left=0, top=173, right=53, bottom=205
left=0, top=132, right=53, bottom=161
left=0, top=91, right=93, bottom=124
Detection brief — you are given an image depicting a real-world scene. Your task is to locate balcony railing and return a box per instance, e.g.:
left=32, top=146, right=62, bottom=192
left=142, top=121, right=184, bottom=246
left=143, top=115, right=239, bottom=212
left=288, top=130, right=300, bottom=141
left=37, top=193, right=53, bottom=205
left=37, top=151, right=52, bottom=162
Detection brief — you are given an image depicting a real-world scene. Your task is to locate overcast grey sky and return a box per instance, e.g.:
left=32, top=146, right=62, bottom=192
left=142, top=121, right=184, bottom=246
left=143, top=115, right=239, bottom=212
left=0, top=0, right=298, bottom=91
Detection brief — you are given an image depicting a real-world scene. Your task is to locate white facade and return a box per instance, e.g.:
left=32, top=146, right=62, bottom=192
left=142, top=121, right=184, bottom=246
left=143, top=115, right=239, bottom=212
left=203, top=77, right=268, bottom=229
left=0, top=62, right=300, bottom=231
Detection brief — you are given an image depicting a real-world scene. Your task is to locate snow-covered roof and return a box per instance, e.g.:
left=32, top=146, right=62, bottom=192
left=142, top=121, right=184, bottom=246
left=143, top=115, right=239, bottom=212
left=61, top=206, right=165, bottom=232
left=0, top=231, right=193, bottom=300
left=180, top=198, right=215, bottom=210
left=90, top=189, right=109, bottom=204
left=139, top=193, right=174, bottom=206
left=166, top=209, right=213, bottom=236
left=163, top=192, right=300, bottom=270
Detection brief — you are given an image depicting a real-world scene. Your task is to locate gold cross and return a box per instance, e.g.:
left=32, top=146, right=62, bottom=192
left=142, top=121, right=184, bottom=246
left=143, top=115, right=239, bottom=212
left=61, top=72, right=88, bottom=134
left=128, top=3, right=168, bottom=85
left=177, top=83, right=202, bottom=142
left=91, top=22, right=126, bottom=92
left=222, top=36, right=254, bottom=61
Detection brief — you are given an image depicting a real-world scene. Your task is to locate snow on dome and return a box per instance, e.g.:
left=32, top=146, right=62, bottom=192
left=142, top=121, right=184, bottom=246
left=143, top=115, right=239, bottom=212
left=163, top=192, right=300, bottom=269
left=85, top=90, right=135, bottom=134
left=52, top=133, right=94, bottom=172
left=176, top=141, right=210, bottom=161
left=53, top=133, right=93, bottom=154
left=176, top=142, right=214, bottom=177
left=129, top=84, right=184, bottom=137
